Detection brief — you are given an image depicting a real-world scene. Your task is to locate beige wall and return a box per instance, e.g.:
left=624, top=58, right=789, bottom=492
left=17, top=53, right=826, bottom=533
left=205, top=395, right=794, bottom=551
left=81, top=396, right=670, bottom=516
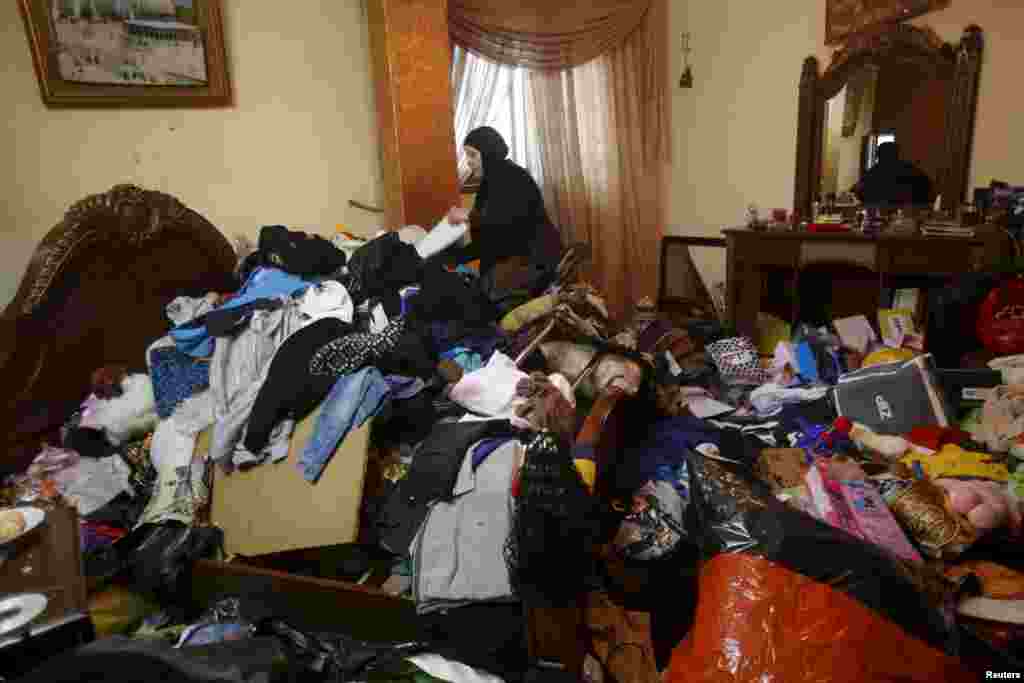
left=668, top=0, right=1024, bottom=291
left=1, top=0, right=384, bottom=309
left=5, top=1, right=1021, bottom=309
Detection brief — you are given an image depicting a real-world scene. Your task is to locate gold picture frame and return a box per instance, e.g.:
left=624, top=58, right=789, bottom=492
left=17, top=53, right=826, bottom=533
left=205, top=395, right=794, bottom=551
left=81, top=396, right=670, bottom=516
left=18, top=0, right=231, bottom=107
left=826, top=0, right=950, bottom=46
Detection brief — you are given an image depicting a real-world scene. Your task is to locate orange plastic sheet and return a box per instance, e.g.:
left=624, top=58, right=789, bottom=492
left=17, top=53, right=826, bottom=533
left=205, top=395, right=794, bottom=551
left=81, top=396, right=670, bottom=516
left=667, top=553, right=975, bottom=683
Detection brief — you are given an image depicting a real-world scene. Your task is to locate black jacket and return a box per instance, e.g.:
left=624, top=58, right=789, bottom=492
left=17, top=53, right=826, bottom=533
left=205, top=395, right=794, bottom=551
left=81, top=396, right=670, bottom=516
left=857, top=159, right=933, bottom=207
left=452, top=159, right=562, bottom=274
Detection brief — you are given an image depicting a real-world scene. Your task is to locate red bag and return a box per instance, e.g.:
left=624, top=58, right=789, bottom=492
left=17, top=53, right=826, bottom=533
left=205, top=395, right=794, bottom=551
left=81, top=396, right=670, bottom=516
left=666, top=554, right=975, bottom=683
left=977, top=276, right=1024, bottom=355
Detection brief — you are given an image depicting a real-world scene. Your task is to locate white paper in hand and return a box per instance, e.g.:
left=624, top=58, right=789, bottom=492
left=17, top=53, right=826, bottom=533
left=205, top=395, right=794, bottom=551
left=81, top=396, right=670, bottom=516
left=415, top=217, right=468, bottom=259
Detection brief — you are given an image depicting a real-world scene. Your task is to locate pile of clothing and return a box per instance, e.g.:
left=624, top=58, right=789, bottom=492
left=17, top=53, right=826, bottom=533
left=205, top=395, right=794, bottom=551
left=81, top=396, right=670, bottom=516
left=12, top=215, right=1024, bottom=680
left=1, top=222, right=643, bottom=681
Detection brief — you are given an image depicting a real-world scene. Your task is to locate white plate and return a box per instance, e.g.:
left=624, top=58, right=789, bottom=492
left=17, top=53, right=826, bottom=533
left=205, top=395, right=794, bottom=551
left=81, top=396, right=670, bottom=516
left=0, top=593, right=48, bottom=636
left=0, top=507, right=45, bottom=546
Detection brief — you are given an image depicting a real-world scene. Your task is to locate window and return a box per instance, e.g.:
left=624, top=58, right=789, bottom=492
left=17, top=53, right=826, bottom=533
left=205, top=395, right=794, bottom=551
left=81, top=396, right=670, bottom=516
left=865, top=131, right=896, bottom=170
left=451, top=47, right=532, bottom=184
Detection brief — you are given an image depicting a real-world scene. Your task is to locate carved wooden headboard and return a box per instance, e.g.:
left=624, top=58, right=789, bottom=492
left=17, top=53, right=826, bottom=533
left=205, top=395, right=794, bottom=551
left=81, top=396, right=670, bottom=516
left=0, top=185, right=237, bottom=476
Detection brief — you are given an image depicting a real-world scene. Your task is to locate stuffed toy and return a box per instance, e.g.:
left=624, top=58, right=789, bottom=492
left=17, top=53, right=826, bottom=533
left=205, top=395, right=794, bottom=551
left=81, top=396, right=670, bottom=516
left=81, top=374, right=160, bottom=445
left=936, top=478, right=1022, bottom=536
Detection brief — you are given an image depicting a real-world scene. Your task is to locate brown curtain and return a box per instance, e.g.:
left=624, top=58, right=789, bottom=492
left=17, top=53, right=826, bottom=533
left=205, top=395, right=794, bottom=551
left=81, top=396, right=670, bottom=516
left=523, top=2, right=669, bottom=320
left=449, top=0, right=652, bottom=71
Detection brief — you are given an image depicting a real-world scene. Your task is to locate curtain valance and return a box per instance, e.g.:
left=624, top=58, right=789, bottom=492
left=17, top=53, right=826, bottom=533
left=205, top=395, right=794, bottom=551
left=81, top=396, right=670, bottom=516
left=449, top=0, right=652, bottom=69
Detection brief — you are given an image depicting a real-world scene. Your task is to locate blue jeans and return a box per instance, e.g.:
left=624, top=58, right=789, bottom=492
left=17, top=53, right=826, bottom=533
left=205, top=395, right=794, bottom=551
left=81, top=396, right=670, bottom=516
left=298, top=367, right=390, bottom=482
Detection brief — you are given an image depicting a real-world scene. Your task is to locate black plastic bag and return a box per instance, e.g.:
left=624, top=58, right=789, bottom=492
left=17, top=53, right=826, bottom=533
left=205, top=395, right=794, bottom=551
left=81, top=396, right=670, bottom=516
left=86, top=522, right=223, bottom=603
left=254, top=617, right=425, bottom=682
left=682, top=449, right=960, bottom=654
left=14, top=635, right=284, bottom=683
left=132, top=524, right=224, bottom=602
left=926, top=272, right=1000, bottom=367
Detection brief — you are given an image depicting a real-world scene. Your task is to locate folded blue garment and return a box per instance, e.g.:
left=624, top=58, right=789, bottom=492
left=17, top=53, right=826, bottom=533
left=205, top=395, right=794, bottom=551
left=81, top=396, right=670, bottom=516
left=169, top=319, right=216, bottom=358
left=170, top=267, right=311, bottom=357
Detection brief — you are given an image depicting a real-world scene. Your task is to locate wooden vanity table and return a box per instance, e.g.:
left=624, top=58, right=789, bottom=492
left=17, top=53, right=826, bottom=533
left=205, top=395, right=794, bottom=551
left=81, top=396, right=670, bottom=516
left=736, top=22, right=998, bottom=344
left=723, top=226, right=1009, bottom=339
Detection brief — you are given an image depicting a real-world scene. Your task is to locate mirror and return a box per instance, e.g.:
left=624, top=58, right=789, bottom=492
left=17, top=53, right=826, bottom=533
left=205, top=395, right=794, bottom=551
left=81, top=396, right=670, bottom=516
left=794, top=24, right=983, bottom=219
left=820, top=61, right=948, bottom=206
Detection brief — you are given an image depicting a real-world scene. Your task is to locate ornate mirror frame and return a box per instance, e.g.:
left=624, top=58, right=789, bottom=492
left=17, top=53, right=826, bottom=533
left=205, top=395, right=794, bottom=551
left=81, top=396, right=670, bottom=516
left=793, top=24, right=983, bottom=218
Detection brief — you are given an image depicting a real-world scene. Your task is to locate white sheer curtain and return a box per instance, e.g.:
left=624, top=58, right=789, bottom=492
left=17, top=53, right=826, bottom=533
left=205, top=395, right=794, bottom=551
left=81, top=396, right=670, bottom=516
left=451, top=47, right=539, bottom=185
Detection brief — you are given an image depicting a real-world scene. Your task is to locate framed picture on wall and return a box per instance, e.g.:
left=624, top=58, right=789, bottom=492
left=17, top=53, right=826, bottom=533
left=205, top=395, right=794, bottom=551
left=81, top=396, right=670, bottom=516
left=18, top=0, right=230, bottom=107
left=826, top=0, right=950, bottom=46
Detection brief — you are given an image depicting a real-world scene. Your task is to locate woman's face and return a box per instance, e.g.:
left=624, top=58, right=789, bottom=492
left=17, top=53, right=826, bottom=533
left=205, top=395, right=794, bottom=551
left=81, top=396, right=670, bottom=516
left=464, top=145, right=483, bottom=174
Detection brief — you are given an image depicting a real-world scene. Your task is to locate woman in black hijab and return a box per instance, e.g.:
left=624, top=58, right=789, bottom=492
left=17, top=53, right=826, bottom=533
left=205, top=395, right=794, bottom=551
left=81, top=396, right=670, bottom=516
left=444, top=127, right=562, bottom=285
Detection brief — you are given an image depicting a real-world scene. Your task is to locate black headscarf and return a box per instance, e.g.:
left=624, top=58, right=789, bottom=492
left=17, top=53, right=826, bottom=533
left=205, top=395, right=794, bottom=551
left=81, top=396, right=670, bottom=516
left=453, top=126, right=562, bottom=278
left=464, top=126, right=509, bottom=167
left=464, top=126, right=510, bottom=212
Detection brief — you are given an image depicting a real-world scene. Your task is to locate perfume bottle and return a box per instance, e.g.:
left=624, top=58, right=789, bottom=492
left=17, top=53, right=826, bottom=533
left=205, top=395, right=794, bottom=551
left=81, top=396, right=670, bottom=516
left=856, top=209, right=868, bottom=233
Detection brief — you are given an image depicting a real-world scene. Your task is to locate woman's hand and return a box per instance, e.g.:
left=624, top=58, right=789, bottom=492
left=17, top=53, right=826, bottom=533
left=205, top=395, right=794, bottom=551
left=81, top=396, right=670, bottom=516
left=447, top=206, right=471, bottom=225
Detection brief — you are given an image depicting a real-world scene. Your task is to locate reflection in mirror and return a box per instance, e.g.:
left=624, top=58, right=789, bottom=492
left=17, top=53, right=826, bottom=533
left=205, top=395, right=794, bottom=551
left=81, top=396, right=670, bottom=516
left=819, top=57, right=950, bottom=208
left=794, top=25, right=984, bottom=219
left=820, top=66, right=879, bottom=202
